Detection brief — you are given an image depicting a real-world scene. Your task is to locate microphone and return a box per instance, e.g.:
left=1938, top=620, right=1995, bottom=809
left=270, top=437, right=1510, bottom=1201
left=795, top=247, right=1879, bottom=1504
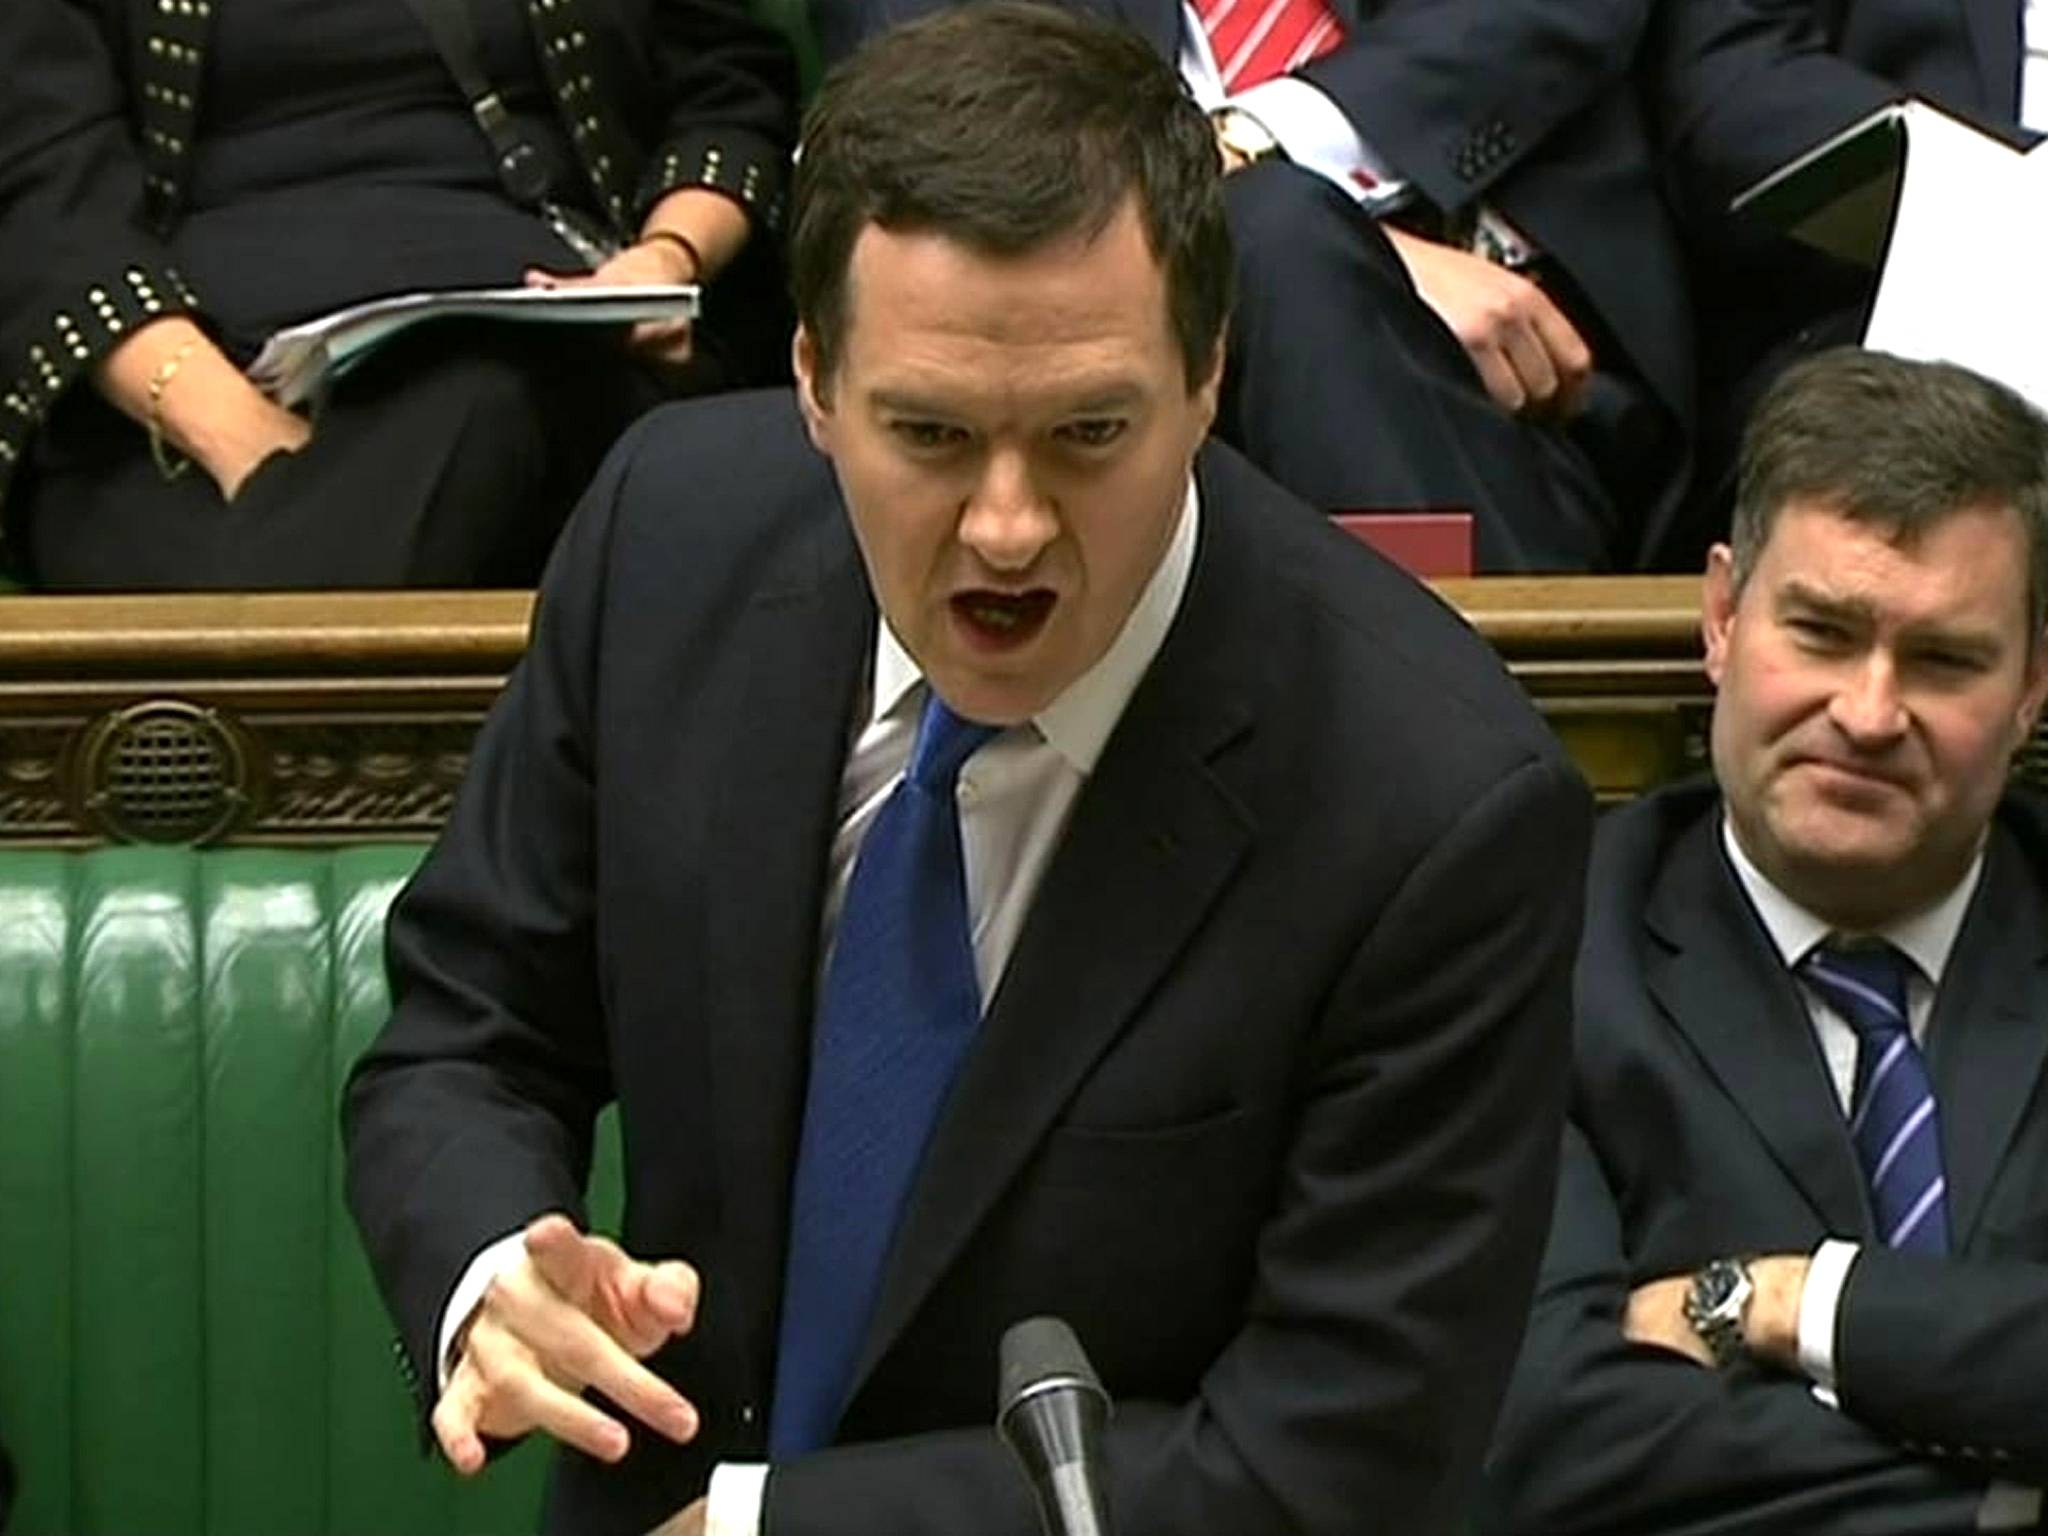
left=996, top=1316, right=1115, bottom=1536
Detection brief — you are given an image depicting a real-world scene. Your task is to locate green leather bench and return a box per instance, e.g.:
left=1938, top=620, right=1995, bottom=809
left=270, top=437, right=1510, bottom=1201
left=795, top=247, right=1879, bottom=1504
left=0, top=845, right=622, bottom=1536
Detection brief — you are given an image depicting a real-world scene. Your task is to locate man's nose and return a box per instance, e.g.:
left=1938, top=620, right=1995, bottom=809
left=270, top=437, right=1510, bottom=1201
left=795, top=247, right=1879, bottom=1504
left=1830, top=652, right=1908, bottom=745
left=957, top=449, right=1058, bottom=572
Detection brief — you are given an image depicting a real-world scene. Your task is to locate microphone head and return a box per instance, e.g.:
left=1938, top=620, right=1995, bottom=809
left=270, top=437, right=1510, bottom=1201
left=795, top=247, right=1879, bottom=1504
left=998, top=1315, right=1107, bottom=1418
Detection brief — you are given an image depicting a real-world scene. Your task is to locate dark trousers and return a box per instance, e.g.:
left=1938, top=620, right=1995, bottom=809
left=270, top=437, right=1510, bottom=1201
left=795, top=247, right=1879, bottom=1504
left=18, top=325, right=659, bottom=591
left=1220, top=161, right=1630, bottom=572
left=16, top=241, right=792, bottom=591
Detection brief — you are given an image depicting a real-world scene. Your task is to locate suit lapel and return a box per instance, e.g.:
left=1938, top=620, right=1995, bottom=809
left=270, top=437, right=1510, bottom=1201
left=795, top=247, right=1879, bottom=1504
left=848, top=488, right=1260, bottom=1394
left=1926, top=824, right=2048, bottom=1249
left=700, top=516, right=874, bottom=1392
left=1645, top=818, right=1872, bottom=1234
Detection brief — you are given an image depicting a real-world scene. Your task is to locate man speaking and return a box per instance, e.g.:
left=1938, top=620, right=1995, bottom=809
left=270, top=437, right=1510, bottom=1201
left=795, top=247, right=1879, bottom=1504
left=343, top=7, right=1590, bottom=1533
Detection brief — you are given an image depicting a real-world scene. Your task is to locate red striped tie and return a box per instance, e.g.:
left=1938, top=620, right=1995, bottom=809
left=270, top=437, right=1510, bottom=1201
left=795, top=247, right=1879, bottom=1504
left=1196, top=0, right=1345, bottom=91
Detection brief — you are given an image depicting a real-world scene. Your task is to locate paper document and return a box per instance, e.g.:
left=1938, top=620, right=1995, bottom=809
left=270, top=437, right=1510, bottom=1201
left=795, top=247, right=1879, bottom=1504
left=248, top=283, right=701, bottom=407
left=1732, top=99, right=2048, bottom=408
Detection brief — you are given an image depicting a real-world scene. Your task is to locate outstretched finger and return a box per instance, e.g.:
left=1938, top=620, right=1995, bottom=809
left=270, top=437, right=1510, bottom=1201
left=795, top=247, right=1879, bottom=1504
left=531, top=1302, right=700, bottom=1444
left=496, top=1364, right=635, bottom=1464
left=433, top=1369, right=490, bottom=1477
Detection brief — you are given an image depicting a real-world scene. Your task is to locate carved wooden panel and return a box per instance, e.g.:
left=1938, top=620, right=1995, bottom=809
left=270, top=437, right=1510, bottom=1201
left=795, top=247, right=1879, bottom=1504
left=26, top=577, right=2046, bottom=842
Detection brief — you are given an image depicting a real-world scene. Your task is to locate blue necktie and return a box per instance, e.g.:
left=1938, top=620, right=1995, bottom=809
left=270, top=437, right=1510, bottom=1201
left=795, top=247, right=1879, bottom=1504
left=768, top=692, right=999, bottom=1456
left=1800, top=941, right=1950, bottom=1254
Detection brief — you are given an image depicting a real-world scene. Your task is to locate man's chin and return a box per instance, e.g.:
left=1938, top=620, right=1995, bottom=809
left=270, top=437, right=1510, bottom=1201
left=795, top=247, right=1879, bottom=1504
left=921, top=657, right=1067, bottom=728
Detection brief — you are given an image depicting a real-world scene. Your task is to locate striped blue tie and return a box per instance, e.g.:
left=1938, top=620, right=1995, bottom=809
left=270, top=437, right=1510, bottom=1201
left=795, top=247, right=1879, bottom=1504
left=769, top=692, right=999, bottom=1456
left=1800, top=941, right=1950, bottom=1254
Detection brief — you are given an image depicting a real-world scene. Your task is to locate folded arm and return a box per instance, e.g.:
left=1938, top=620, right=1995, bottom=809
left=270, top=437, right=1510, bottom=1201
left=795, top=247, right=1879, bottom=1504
left=1486, top=1124, right=1991, bottom=1536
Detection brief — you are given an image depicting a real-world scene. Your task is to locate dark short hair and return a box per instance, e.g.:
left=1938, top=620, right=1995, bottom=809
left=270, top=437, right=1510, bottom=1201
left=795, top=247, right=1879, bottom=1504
left=1732, top=348, right=2048, bottom=636
left=788, top=0, right=1233, bottom=393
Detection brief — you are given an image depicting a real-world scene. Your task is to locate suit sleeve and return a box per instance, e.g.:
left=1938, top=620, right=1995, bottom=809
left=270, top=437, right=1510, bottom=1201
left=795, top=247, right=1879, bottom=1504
left=341, top=421, right=651, bottom=1411
left=1641, top=0, right=1896, bottom=222
left=762, top=752, right=1592, bottom=1536
left=0, top=0, right=203, bottom=503
left=1482, top=1123, right=1991, bottom=1536
left=634, top=0, right=799, bottom=232
left=1830, top=1247, right=2048, bottom=1477
left=1295, top=0, right=1650, bottom=212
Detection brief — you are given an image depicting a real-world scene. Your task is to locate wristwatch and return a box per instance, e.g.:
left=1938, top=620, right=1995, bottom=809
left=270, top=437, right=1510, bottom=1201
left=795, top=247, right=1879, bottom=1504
left=1682, top=1256, right=1756, bottom=1367
left=1210, top=107, right=1285, bottom=167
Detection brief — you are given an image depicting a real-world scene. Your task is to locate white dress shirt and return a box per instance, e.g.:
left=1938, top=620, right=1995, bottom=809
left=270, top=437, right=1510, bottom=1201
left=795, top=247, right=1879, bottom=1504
left=2024, top=0, right=2048, bottom=132
left=1720, top=823, right=2039, bottom=1531
left=1176, top=5, right=1410, bottom=212
left=438, top=483, right=1200, bottom=1536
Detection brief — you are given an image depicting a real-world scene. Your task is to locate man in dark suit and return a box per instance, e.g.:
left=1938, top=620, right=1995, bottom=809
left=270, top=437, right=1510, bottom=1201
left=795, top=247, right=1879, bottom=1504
left=1485, top=348, right=2048, bottom=1534
left=1644, top=0, right=2042, bottom=563
left=811, top=0, right=1694, bottom=570
left=343, top=6, right=1589, bottom=1534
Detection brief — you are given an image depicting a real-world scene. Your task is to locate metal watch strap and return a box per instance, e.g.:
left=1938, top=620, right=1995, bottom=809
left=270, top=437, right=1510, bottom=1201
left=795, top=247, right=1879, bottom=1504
left=1683, top=1256, right=1755, bottom=1367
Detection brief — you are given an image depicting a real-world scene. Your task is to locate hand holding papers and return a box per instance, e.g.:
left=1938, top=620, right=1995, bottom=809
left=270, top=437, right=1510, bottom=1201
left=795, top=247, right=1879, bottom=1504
left=249, top=282, right=701, bottom=407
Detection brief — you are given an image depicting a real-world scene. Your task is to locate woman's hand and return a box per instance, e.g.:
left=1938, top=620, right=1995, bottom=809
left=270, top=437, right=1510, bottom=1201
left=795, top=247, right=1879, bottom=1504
left=524, top=188, right=751, bottom=371
left=526, top=236, right=700, bottom=368
left=93, top=317, right=312, bottom=500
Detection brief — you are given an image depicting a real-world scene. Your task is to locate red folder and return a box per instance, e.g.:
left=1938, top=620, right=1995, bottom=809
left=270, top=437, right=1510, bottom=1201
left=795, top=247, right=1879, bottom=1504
left=1332, top=510, right=1474, bottom=578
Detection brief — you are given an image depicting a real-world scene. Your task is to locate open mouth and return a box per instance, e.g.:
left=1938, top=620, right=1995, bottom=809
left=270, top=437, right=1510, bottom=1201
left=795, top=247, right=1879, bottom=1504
left=950, top=589, right=1057, bottom=649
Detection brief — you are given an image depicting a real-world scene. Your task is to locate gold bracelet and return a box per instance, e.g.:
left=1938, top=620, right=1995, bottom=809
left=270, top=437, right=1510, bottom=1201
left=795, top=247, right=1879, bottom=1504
left=146, top=338, right=202, bottom=481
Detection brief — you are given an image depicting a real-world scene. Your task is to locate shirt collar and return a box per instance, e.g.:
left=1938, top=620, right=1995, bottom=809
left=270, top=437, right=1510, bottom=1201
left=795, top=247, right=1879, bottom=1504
left=867, top=478, right=1200, bottom=774
left=1720, top=814, right=1984, bottom=987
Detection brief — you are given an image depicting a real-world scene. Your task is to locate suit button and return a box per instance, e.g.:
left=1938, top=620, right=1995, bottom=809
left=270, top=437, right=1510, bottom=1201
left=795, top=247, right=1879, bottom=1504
left=740, top=1403, right=758, bottom=1426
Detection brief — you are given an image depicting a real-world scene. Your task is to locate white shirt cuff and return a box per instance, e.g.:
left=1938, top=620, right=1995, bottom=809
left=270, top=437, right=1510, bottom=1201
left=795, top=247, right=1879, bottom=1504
left=706, top=1462, right=770, bottom=1536
left=436, top=1229, right=531, bottom=1392
left=1230, top=77, right=1412, bottom=212
left=1796, top=1239, right=1859, bottom=1401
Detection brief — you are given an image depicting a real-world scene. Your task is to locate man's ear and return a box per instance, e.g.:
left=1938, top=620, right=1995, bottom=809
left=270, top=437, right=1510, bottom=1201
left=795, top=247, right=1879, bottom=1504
left=792, top=325, right=832, bottom=451
left=1702, top=544, right=1739, bottom=688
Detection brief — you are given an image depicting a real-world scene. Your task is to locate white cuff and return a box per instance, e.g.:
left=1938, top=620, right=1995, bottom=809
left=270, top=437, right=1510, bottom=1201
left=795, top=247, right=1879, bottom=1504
left=1231, top=77, right=1412, bottom=212
left=436, top=1229, right=531, bottom=1392
left=1796, top=1239, right=1859, bottom=1398
left=706, top=1462, right=770, bottom=1536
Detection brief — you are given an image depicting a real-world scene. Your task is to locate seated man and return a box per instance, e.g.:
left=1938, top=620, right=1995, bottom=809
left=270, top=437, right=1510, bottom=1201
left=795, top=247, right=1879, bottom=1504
left=1486, top=348, right=2048, bottom=1533
left=1644, top=0, right=2043, bottom=562
left=812, top=0, right=1695, bottom=571
left=342, top=6, right=1591, bottom=1535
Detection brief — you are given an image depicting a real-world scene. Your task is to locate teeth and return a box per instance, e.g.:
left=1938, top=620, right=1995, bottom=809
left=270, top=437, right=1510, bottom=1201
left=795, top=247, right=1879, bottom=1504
left=977, top=604, right=1019, bottom=630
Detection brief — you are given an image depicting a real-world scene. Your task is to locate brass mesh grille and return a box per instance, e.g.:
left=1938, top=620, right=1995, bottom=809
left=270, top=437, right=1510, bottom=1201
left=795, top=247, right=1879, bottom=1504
left=80, top=701, right=249, bottom=845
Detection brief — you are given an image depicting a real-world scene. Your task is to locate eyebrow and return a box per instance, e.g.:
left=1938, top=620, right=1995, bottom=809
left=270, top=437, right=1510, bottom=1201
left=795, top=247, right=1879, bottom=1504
left=866, top=383, right=1148, bottom=416
left=1776, top=581, right=1874, bottom=626
left=1778, top=580, right=2004, bottom=656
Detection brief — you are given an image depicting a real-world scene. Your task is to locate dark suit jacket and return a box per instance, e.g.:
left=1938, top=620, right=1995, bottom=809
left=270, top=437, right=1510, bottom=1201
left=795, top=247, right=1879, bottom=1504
left=1641, top=0, right=2034, bottom=564
left=1653, top=0, right=2025, bottom=216
left=0, top=0, right=794, bottom=514
left=1486, top=778, right=2048, bottom=1535
left=344, top=388, right=1591, bottom=1536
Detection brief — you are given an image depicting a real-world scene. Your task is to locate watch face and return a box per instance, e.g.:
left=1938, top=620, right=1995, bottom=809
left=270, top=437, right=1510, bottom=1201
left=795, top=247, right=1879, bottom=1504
left=1695, top=1262, right=1740, bottom=1313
